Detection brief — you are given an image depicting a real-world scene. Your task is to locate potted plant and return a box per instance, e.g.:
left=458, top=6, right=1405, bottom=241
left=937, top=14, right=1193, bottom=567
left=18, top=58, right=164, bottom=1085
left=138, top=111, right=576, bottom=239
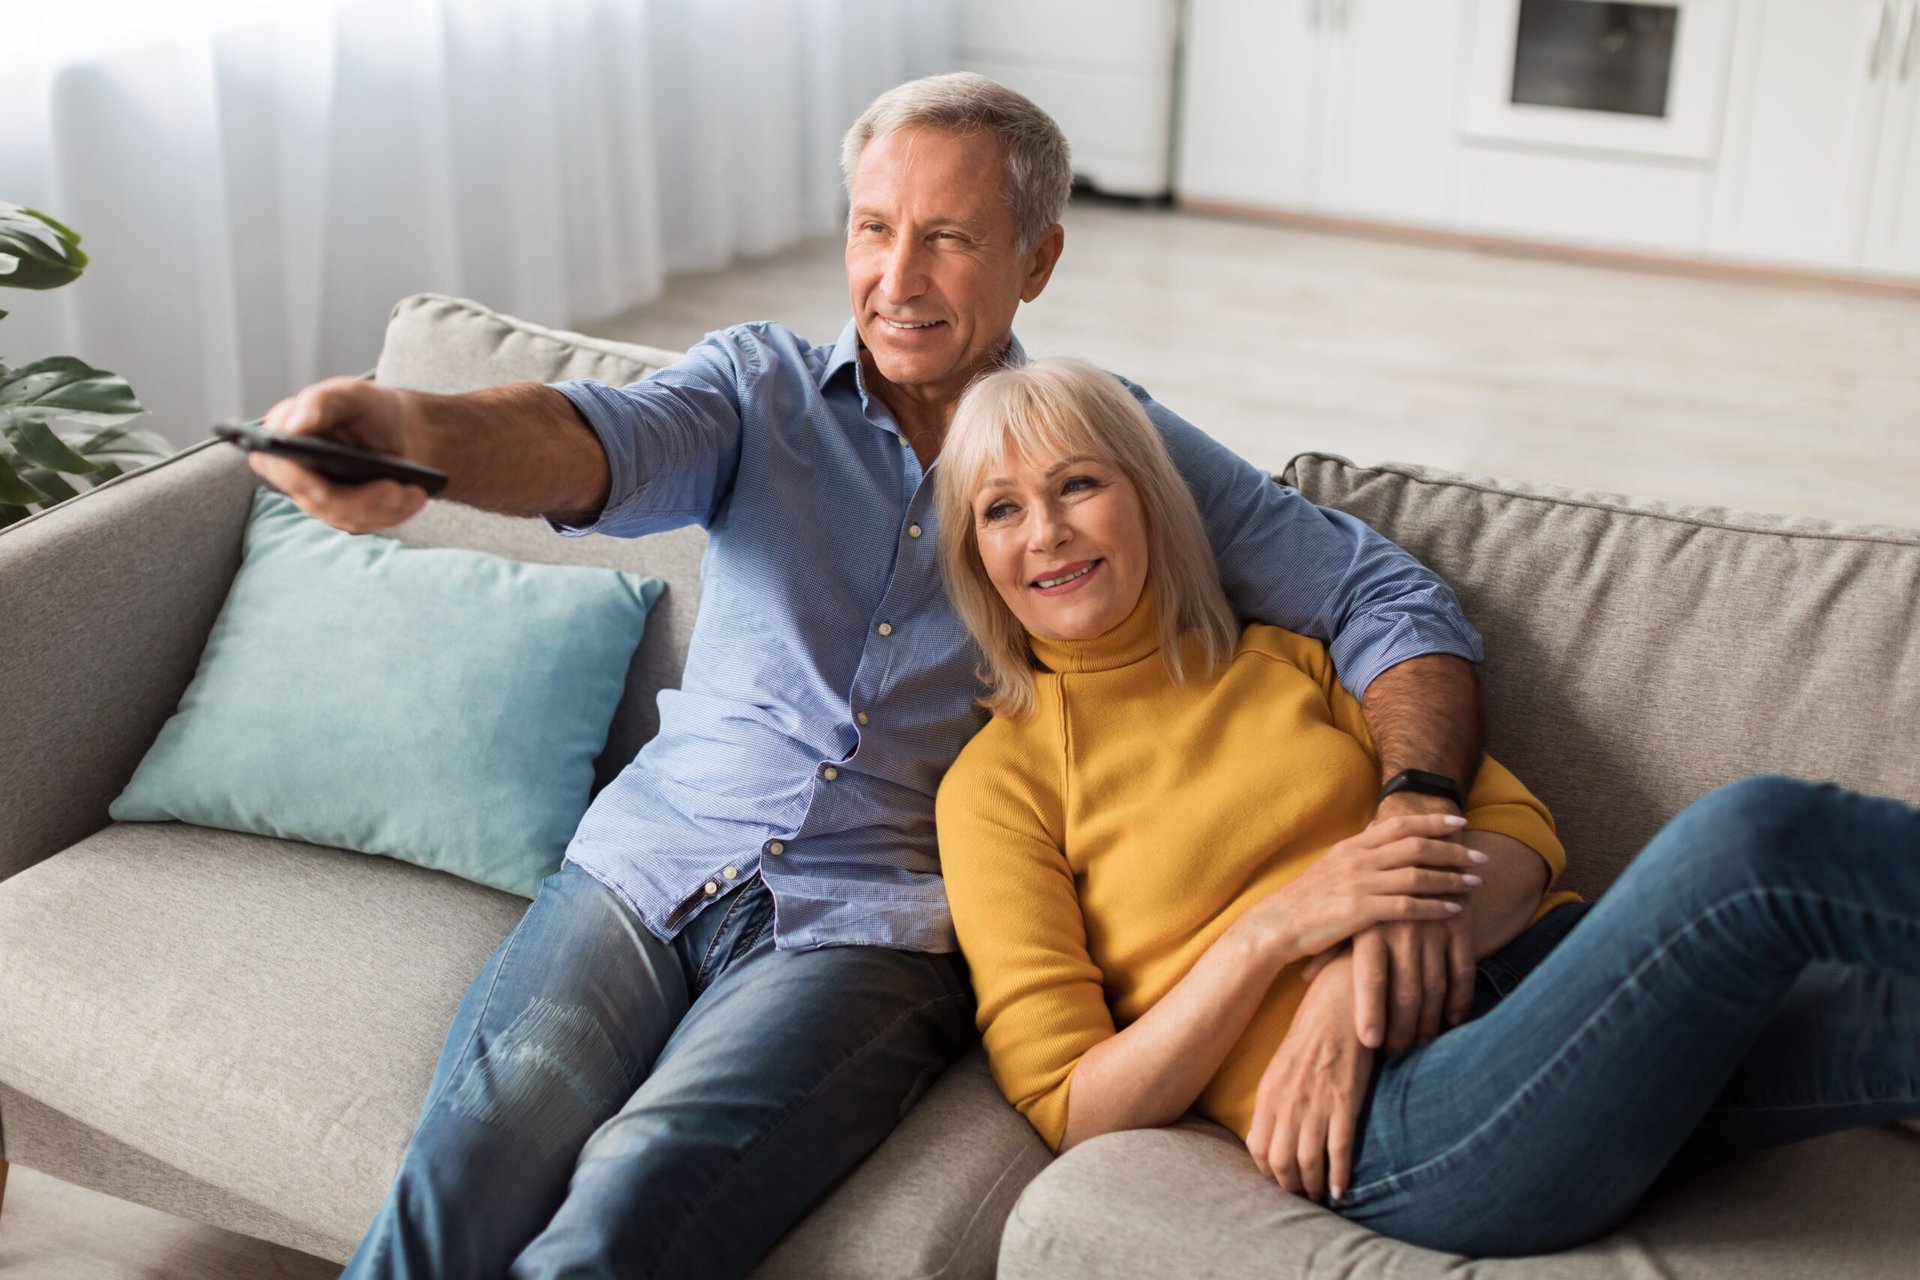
left=1, top=202, right=171, bottom=529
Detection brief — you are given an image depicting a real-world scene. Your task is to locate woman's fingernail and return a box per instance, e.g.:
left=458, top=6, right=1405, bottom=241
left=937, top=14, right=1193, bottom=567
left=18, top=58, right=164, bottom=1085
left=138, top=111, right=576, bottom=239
left=1462, top=874, right=1483, bottom=887
left=1468, top=848, right=1490, bottom=864
left=1442, top=815, right=1468, bottom=826
left=1331, top=1185, right=1345, bottom=1205
left=1445, top=901, right=1463, bottom=913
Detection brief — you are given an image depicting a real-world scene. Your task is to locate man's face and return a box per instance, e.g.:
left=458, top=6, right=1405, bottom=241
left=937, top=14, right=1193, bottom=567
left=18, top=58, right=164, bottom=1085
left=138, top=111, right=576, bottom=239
left=845, top=126, right=1061, bottom=410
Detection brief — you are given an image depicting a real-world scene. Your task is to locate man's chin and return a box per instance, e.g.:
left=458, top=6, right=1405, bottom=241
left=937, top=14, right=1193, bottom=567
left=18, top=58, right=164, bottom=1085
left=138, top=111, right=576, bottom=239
left=863, top=347, right=958, bottom=395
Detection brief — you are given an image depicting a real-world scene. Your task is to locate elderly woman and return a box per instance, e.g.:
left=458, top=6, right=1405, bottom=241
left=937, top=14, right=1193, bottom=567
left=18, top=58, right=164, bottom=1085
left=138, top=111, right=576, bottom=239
left=931, top=358, right=1920, bottom=1257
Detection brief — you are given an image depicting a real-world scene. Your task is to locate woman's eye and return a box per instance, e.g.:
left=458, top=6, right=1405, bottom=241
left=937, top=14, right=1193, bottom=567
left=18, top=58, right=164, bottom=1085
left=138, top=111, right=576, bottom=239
left=982, top=501, right=1014, bottom=524
left=1061, top=475, right=1102, bottom=496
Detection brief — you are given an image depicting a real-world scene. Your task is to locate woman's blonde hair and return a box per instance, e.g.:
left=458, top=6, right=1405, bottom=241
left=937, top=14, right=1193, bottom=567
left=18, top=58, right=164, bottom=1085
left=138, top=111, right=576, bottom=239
left=936, top=358, right=1239, bottom=718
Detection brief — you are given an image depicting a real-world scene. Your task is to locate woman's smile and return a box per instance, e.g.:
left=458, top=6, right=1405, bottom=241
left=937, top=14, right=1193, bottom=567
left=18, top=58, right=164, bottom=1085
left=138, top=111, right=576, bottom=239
left=1031, top=559, right=1101, bottom=595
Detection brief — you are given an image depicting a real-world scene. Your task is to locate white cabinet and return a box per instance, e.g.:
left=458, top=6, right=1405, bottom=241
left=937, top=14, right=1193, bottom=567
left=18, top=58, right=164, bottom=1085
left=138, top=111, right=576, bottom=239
left=1175, top=0, right=1463, bottom=227
left=1317, top=0, right=1470, bottom=224
left=1174, top=0, right=1322, bottom=209
left=959, top=1, right=1180, bottom=197
left=1710, top=0, right=1909, bottom=272
left=1863, top=4, right=1920, bottom=279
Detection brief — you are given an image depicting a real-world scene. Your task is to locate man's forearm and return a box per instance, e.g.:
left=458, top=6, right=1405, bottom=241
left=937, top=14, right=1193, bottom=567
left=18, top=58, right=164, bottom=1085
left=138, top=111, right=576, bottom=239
left=413, top=382, right=611, bottom=522
left=1361, top=654, right=1483, bottom=795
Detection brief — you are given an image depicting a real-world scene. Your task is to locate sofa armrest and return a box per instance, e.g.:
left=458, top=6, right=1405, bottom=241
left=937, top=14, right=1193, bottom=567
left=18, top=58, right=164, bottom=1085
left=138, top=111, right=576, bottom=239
left=0, top=440, right=258, bottom=883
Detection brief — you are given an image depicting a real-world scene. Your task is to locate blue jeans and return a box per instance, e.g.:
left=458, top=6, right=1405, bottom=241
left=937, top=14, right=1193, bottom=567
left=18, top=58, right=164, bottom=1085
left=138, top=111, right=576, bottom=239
left=1339, top=776, right=1920, bottom=1256
left=342, top=866, right=974, bottom=1279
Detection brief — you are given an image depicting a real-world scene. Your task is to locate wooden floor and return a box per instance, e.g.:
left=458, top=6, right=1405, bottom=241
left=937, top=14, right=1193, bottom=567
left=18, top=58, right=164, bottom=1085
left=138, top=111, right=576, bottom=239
left=593, top=200, right=1920, bottom=528
left=5, top=202, right=1918, bottom=1279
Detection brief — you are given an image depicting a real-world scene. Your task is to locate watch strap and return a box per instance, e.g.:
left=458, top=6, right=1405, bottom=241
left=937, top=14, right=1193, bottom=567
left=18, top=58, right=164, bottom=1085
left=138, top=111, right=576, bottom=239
left=1377, top=768, right=1466, bottom=810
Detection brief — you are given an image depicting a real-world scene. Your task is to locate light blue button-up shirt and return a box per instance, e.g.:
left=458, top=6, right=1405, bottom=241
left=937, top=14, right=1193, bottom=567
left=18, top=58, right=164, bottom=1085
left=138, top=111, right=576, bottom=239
left=548, top=320, right=1481, bottom=953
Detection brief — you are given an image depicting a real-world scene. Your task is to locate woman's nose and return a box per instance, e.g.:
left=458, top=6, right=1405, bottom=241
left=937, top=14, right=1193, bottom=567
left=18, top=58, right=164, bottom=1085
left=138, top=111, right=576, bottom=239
left=1028, top=506, right=1070, bottom=550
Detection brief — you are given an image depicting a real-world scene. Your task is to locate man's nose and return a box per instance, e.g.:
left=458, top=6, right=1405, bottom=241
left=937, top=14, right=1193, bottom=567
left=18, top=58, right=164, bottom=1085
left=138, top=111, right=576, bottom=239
left=879, top=239, right=928, bottom=301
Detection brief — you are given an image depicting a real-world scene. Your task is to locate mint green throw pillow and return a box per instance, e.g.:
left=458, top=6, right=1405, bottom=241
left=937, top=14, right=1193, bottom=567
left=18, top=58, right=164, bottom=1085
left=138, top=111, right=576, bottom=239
left=110, top=488, right=664, bottom=897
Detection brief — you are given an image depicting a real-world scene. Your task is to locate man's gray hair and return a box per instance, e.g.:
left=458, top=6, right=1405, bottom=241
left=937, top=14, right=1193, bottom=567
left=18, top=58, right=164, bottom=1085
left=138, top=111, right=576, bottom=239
left=840, top=72, right=1072, bottom=251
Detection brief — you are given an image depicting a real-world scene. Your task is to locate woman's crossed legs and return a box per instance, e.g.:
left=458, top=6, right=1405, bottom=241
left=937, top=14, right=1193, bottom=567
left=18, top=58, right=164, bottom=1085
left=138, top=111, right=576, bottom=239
left=1338, top=776, right=1920, bottom=1256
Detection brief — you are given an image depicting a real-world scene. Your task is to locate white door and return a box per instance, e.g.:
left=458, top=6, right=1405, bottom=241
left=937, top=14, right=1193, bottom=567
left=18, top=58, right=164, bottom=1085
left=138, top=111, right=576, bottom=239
left=1709, top=0, right=1893, bottom=270
left=1315, top=0, right=1470, bottom=227
left=1863, top=0, right=1920, bottom=280
left=1175, top=0, right=1325, bottom=209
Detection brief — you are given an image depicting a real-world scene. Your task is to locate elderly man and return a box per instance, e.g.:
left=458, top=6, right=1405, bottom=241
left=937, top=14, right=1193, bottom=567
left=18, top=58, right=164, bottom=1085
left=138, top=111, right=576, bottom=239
left=258, top=74, right=1492, bottom=1280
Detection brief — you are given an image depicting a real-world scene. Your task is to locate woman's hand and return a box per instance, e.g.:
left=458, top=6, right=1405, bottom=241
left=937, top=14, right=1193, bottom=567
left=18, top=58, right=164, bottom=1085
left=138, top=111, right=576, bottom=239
left=1239, top=813, right=1488, bottom=965
left=1247, top=948, right=1372, bottom=1204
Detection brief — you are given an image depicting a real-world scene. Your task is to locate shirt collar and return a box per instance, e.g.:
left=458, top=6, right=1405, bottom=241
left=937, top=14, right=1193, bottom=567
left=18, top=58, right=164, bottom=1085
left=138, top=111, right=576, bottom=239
left=1026, top=582, right=1162, bottom=675
left=818, top=319, right=1031, bottom=400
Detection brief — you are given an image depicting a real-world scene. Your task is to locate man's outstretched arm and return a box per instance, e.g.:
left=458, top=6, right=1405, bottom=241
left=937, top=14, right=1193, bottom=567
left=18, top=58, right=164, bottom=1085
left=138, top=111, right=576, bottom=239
left=250, top=378, right=610, bottom=534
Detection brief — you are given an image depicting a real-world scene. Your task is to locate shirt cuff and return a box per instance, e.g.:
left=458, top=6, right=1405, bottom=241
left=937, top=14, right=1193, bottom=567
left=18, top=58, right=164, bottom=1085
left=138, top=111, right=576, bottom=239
left=542, top=380, right=639, bottom=537
left=1327, top=602, right=1486, bottom=697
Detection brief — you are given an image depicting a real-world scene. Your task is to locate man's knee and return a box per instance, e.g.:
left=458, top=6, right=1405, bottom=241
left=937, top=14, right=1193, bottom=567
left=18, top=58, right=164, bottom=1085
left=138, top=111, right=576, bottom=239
left=447, top=998, right=637, bottom=1158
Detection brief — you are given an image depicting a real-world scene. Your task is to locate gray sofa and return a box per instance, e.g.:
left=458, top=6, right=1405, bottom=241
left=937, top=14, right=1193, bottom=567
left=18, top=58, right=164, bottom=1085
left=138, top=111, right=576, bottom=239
left=2, top=293, right=1916, bottom=1279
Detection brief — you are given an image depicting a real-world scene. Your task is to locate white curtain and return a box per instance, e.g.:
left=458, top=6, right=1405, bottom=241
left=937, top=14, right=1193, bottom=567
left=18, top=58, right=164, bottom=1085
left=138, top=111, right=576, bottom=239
left=0, top=0, right=957, bottom=449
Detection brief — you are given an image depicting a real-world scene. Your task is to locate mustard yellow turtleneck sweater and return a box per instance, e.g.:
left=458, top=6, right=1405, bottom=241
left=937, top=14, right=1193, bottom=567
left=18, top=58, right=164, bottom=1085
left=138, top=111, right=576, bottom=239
left=934, top=587, right=1574, bottom=1152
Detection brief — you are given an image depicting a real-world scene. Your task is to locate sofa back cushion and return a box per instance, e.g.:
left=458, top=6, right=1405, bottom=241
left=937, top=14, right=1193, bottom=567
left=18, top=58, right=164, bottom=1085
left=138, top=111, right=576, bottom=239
left=1286, top=452, right=1920, bottom=899
left=372, top=293, right=707, bottom=795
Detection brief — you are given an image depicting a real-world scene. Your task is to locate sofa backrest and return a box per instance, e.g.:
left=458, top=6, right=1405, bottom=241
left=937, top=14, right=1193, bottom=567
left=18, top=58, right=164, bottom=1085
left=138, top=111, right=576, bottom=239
left=1286, top=452, right=1920, bottom=899
left=371, top=294, right=707, bottom=796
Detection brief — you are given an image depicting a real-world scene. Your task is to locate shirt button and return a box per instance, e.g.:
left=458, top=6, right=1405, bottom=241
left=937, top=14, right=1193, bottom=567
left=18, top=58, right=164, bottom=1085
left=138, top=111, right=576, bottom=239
left=703, top=881, right=719, bottom=896
left=856, top=711, right=870, bottom=726
left=723, top=866, right=739, bottom=880
left=876, top=621, right=893, bottom=637
left=821, top=765, right=839, bottom=782
left=907, top=523, right=923, bottom=539
left=765, top=840, right=786, bottom=857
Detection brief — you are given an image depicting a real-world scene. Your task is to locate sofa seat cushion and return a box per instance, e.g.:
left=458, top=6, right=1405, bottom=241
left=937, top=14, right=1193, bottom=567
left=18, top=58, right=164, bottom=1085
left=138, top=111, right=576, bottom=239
left=0, top=822, right=1052, bottom=1272
left=0, top=822, right=529, bottom=1246
left=1000, top=1118, right=1920, bottom=1279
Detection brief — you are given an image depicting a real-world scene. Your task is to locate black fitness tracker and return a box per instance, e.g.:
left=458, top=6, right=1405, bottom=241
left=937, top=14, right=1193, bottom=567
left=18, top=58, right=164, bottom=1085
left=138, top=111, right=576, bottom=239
left=1377, top=768, right=1466, bottom=810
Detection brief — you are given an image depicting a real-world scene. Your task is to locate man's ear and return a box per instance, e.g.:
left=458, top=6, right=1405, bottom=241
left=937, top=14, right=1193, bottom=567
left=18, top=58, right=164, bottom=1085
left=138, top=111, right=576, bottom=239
left=1019, top=224, right=1066, bottom=303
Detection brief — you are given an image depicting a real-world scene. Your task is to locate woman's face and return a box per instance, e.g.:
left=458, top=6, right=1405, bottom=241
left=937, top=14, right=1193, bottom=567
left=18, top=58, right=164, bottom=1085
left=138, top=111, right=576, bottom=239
left=970, top=447, right=1150, bottom=641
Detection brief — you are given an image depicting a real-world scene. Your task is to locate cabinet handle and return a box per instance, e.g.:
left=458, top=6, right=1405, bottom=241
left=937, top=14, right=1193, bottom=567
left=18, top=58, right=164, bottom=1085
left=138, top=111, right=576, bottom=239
left=1870, top=0, right=1894, bottom=78
left=1901, top=1, right=1918, bottom=81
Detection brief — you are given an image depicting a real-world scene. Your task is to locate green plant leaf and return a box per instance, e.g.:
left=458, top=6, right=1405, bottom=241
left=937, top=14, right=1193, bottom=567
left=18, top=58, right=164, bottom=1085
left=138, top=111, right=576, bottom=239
left=0, top=204, right=89, bottom=291
left=18, top=464, right=79, bottom=504
left=4, top=417, right=99, bottom=473
left=0, top=504, right=29, bottom=529
left=67, top=421, right=170, bottom=460
left=0, top=450, right=43, bottom=505
left=0, top=355, right=144, bottom=430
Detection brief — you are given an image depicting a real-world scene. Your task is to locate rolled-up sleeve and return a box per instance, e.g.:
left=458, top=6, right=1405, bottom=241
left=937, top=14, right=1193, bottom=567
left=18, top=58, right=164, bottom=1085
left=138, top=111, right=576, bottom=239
left=1131, top=385, right=1483, bottom=695
left=544, top=333, right=748, bottom=539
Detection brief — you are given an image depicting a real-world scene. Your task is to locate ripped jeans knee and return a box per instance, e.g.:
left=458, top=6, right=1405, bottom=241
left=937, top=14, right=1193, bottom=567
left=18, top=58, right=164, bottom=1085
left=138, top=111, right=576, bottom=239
left=448, top=998, right=637, bottom=1158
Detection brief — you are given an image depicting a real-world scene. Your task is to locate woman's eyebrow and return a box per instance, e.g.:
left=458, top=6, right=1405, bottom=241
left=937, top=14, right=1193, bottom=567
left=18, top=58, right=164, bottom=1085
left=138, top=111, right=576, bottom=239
left=1045, top=454, right=1101, bottom=477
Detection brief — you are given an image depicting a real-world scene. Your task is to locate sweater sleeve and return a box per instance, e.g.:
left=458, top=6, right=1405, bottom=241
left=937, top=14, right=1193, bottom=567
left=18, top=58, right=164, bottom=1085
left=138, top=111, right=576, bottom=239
left=936, top=732, right=1116, bottom=1153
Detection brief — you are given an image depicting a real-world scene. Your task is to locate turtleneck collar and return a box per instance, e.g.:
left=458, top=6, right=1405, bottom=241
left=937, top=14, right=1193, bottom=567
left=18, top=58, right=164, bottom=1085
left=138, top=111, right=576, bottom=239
left=1026, top=581, right=1163, bottom=675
